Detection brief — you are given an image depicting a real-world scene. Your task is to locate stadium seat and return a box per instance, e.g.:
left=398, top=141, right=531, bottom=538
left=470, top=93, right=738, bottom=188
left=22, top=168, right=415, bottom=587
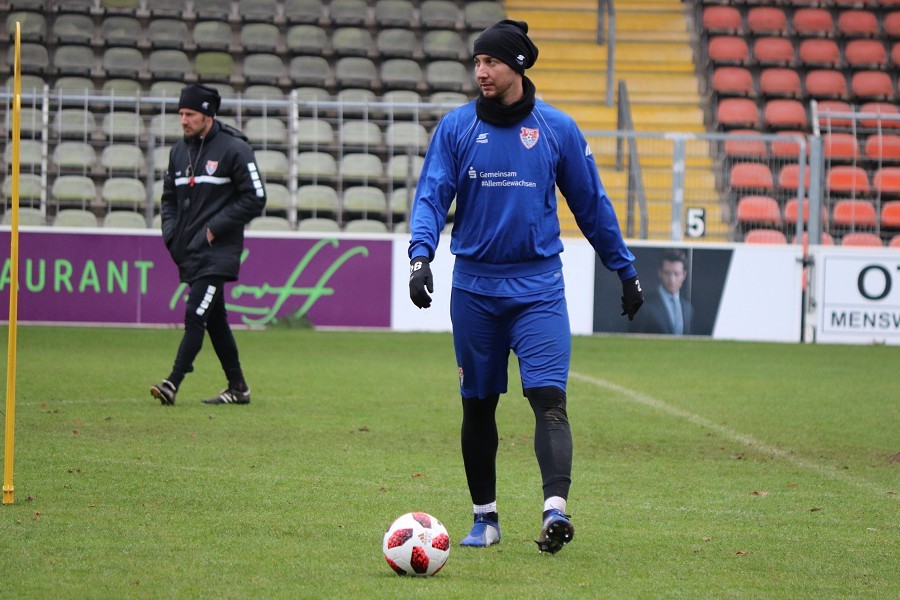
left=241, top=85, right=289, bottom=114
left=752, top=37, right=794, bottom=66
left=730, top=162, right=775, bottom=192
left=264, top=183, right=291, bottom=213
left=711, top=66, right=755, bottom=96
left=99, top=0, right=141, bottom=14
left=344, top=219, right=389, bottom=233
left=297, top=151, right=338, bottom=181
left=102, top=111, right=146, bottom=142
left=761, top=131, right=798, bottom=160
left=823, top=133, right=859, bottom=162
left=744, top=228, right=787, bottom=244
left=150, top=146, right=170, bottom=175
left=249, top=215, right=293, bottom=231
left=390, top=187, right=414, bottom=219
left=297, top=184, right=340, bottom=216
left=764, top=99, right=807, bottom=129
left=331, top=0, right=369, bottom=26
left=243, top=54, right=287, bottom=86
left=102, top=47, right=144, bottom=79
left=874, top=167, right=900, bottom=197
left=193, top=0, right=234, bottom=22
left=816, top=100, right=853, bottom=128
left=837, top=10, right=879, bottom=38
left=421, top=1, right=463, bottom=30
left=340, top=153, right=384, bottom=182
left=52, top=75, right=95, bottom=96
left=387, top=154, right=425, bottom=183
left=52, top=141, right=97, bottom=173
left=864, top=134, right=900, bottom=162
left=238, top=0, right=280, bottom=23
left=858, top=102, right=900, bottom=129
left=791, top=8, right=834, bottom=37
left=148, top=80, right=184, bottom=100
left=880, top=201, right=900, bottom=228
left=747, top=7, right=788, bottom=37
left=426, top=60, right=470, bottom=92
left=374, top=1, right=416, bottom=28
left=255, top=149, right=290, bottom=182
left=777, top=163, right=811, bottom=194
left=342, top=185, right=388, bottom=217
left=2, top=207, right=44, bottom=226
left=794, top=231, right=835, bottom=246
left=844, top=39, right=887, bottom=69
left=147, top=18, right=191, bottom=49
left=393, top=221, right=410, bottom=233
left=340, top=121, right=383, bottom=149
left=708, top=36, right=750, bottom=65
left=286, top=24, right=327, bottom=55
left=103, top=210, right=147, bottom=229
left=4, top=139, right=42, bottom=169
left=240, top=23, right=281, bottom=53
left=296, top=118, right=335, bottom=148
left=52, top=109, right=98, bottom=140
left=827, top=166, right=870, bottom=196
left=283, top=0, right=325, bottom=25
left=784, top=199, right=827, bottom=227
left=194, top=52, right=235, bottom=83
left=149, top=113, right=184, bottom=143
left=805, top=69, right=848, bottom=100
left=2, top=174, right=42, bottom=204
left=891, top=235, right=900, bottom=248
left=289, top=56, right=330, bottom=87
left=50, top=13, right=93, bottom=45
left=891, top=42, right=900, bottom=68
left=759, top=68, right=801, bottom=98
left=423, top=30, right=467, bottom=60
left=335, top=57, right=378, bottom=89
left=53, top=0, right=95, bottom=13
left=297, top=217, right=341, bottom=232
left=382, top=89, right=423, bottom=117
left=243, top=117, right=289, bottom=147
left=886, top=12, right=900, bottom=38
left=385, top=122, right=430, bottom=152
left=334, top=88, right=377, bottom=116
left=53, top=208, right=98, bottom=227
left=52, top=175, right=97, bottom=208
left=102, top=177, right=146, bottom=209
left=53, top=44, right=96, bottom=78
left=148, top=49, right=193, bottom=82
left=832, top=198, right=878, bottom=227
left=147, top=0, right=184, bottom=18
left=13, top=42, right=49, bottom=74
left=736, top=195, right=782, bottom=226
left=381, top=59, right=425, bottom=91
left=798, top=39, right=841, bottom=68
left=464, top=2, right=506, bottom=30
left=102, top=78, right=142, bottom=97
left=192, top=21, right=233, bottom=52
left=701, top=6, right=743, bottom=35
left=840, top=232, right=882, bottom=247
left=100, top=15, right=142, bottom=47
left=5, top=11, right=46, bottom=42
left=850, top=71, right=895, bottom=101
left=376, top=28, right=419, bottom=59
left=332, top=27, right=376, bottom=57
left=717, top=98, right=761, bottom=129
left=100, top=144, right=146, bottom=176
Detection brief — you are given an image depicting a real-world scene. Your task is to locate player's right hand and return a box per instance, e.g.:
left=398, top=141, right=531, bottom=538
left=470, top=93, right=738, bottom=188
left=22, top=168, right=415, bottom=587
left=409, top=257, right=434, bottom=309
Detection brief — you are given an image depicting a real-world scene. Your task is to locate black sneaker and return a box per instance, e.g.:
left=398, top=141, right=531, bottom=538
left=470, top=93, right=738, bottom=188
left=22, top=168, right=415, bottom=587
left=150, top=380, right=177, bottom=406
left=202, top=386, right=251, bottom=405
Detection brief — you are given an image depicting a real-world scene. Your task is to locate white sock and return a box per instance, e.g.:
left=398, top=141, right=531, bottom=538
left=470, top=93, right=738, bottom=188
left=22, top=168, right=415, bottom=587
left=544, top=496, right=567, bottom=514
left=473, top=502, right=497, bottom=515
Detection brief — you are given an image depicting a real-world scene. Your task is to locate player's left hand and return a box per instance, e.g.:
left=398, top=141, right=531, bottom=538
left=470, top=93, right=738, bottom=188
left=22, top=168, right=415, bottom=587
left=620, top=276, right=643, bottom=320
left=409, top=257, right=434, bottom=309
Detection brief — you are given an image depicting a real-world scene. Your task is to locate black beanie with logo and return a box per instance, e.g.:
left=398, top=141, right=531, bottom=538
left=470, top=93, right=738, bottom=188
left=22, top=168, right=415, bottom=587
left=178, top=84, right=221, bottom=116
left=472, top=19, right=539, bottom=74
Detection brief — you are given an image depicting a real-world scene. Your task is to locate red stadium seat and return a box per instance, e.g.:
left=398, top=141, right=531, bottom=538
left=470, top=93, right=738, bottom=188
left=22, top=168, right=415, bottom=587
left=702, top=6, right=743, bottom=34
left=880, top=201, right=900, bottom=228
left=736, top=195, right=782, bottom=226
left=747, top=7, right=788, bottom=36
left=744, top=228, right=788, bottom=244
left=708, top=36, right=750, bottom=65
left=874, top=167, right=900, bottom=197
left=792, top=8, right=834, bottom=37
left=805, top=69, right=848, bottom=99
left=798, top=39, right=841, bottom=68
left=890, top=235, right=900, bottom=248
left=858, top=102, right=900, bottom=129
left=840, top=232, right=883, bottom=247
left=764, top=99, right=808, bottom=129
left=891, top=43, right=900, bottom=68
left=864, top=134, right=900, bottom=162
left=884, top=12, right=900, bottom=37
left=717, top=97, right=761, bottom=129
left=752, top=37, right=795, bottom=66
left=850, top=71, right=894, bottom=101
left=823, top=133, right=860, bottom=162
left=832, top=199, right=877, bottom=227
left=771, top=131, right=808, bottom=159
left=794, top=231, right=835, bottom=247
left=778, top=163, right=812, bottom=194
left=828, top=166, right=871, bottom=196
left=711, top=66, right=755, bottom=96
left=815, top=100, right=853, bottom=128
left=724, top=129, right=768, bottom=158
left=837, top=10, right=879, bottom=38
left=759, top=68, right=802, bottom=98
left=844, top=40, right=888, bottom=69
left=784, top=199, right=827, bottom=226
left=731, top=162, right=775, bottom=192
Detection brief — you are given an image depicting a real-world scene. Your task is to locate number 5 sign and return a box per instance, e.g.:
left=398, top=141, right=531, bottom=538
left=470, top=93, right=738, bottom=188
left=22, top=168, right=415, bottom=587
left=685, top=207, right=706, bottom=239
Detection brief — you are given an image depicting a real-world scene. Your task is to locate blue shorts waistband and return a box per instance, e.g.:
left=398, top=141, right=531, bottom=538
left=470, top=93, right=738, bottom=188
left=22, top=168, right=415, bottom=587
left=454, top=255, right=562, bottom=278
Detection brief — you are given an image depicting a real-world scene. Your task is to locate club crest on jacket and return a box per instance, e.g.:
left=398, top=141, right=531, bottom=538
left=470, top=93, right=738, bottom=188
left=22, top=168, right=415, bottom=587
left=520, top=127, right=539, bottom=149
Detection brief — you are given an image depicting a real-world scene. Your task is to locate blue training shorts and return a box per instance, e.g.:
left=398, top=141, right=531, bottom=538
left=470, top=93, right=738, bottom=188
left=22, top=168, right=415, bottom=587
left=450, top=286, right=571, bottom=399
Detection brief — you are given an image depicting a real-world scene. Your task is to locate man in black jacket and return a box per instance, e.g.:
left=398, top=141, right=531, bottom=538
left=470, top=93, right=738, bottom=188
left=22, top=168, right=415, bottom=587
left=151, top=84, right=266, bottom=406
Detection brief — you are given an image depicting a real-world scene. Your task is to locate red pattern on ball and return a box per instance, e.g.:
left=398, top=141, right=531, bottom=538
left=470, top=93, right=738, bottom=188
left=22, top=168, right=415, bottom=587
left=431, top=532, right=450, bottom=551
left=385, top=556, right=406, bottom=576
left=386, top=528, right=413, bottom=549
left=411, top=512, right=432, bottom=528
left=410, top=546, right=430, bottom=574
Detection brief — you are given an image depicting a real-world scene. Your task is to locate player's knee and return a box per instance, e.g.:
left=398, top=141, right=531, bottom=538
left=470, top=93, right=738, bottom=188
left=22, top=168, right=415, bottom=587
left=525, top=386, right=568, bottom=423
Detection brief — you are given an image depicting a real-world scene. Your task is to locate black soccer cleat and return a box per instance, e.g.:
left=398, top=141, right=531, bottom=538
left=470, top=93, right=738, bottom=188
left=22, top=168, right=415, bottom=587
left=202, top=386, right=251, bottom=405
left=535, top=509, right=574, bottom=554
left=150, top=380, right=177, bottom=406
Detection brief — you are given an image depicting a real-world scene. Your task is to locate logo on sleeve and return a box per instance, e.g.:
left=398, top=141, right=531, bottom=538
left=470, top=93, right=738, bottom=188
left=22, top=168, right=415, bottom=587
left=520, top=127, right=539, bottom=149
left=476, top=133, right=489, bottom=144
left=205, top=160, right=219, bottom=175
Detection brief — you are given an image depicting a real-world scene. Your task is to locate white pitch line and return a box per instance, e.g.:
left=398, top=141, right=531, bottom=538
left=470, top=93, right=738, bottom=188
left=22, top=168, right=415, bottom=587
left=570, top=371, right=896, bottom=501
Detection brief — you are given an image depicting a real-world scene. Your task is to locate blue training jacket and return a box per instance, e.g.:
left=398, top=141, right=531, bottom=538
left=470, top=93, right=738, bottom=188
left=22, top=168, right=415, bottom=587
left=408, top=98, right=637, bottom=293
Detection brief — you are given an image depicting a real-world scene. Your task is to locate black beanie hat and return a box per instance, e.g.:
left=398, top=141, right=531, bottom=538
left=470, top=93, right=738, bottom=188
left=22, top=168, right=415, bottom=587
left=472, top=19, right=539, bottom=74
left=178, top=84, right=221, bottom=116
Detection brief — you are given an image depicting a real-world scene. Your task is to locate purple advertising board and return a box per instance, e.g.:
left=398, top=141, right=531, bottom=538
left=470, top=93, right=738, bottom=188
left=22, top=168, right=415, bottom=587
left=0, top=230, right=392, bottom=327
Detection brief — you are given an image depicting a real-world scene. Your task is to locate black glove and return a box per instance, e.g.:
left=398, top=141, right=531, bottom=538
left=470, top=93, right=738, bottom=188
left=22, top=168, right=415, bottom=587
left=409, top=257, right=434, bottom=309
left=621, top=276, right=644, bottom=321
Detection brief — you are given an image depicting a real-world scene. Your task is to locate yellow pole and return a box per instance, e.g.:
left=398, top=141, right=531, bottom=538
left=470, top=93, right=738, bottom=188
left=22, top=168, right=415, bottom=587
left=3, top=22, right=22, bottom=505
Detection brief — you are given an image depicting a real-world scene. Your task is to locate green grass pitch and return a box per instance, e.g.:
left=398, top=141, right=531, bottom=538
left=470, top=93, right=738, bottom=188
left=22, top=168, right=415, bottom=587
left=1, top=326, right=897, bottom=598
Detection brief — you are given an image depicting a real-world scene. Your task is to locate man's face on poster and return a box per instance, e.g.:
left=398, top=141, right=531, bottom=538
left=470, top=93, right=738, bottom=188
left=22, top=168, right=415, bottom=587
left=659, top=259, right=687, bottom=296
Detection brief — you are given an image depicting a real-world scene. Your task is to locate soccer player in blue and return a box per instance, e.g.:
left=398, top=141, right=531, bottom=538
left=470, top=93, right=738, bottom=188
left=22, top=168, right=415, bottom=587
left=408, top=20, right=644, bottom=554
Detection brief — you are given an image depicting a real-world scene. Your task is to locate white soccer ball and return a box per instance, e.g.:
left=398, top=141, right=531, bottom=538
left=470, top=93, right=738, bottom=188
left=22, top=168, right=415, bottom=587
left=382, top=512, right=450, bottom=577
